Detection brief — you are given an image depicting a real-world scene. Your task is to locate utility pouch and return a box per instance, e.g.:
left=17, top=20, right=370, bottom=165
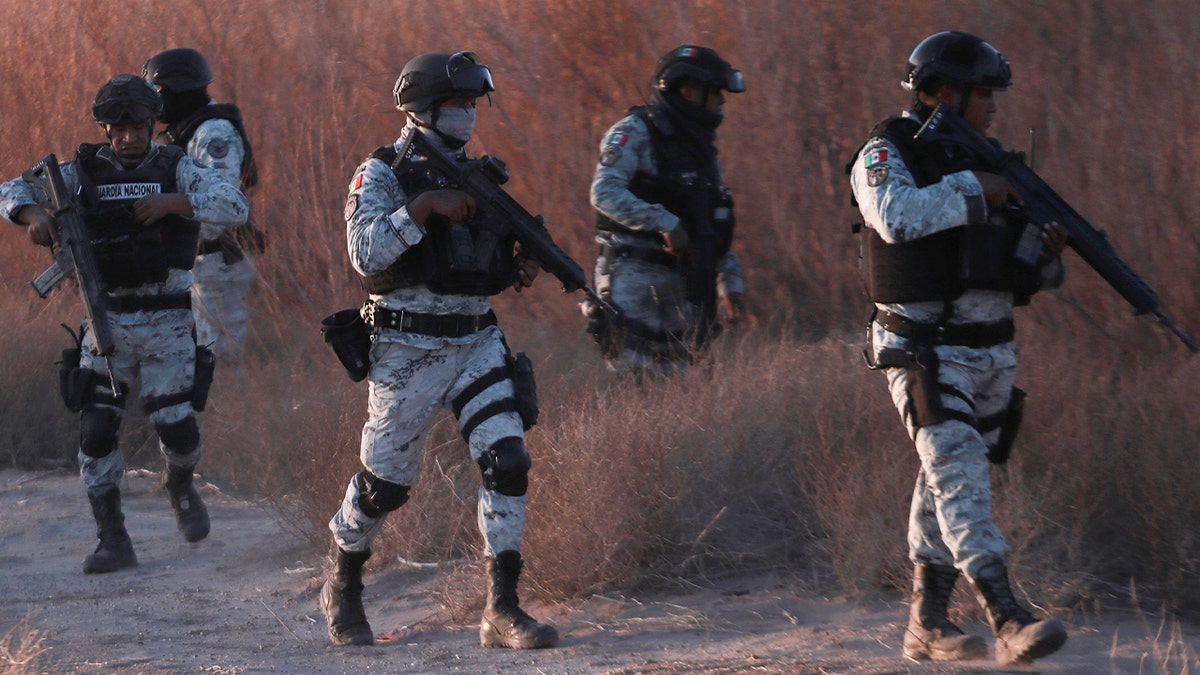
left=215, top=231, right=246, bottom=265
left=870, top=346, right=913, bottom=370
left=444, top=223, right=480, bottom=272
left=321, top=308, right=372, bottom=382
left=59, top=345, right=92, bottom=412
left=507, top=351, right=539, bottom=429
left=986, top=386, right=1026, bottom=464
left=583, top=298, right=623, bottom=359
left=905, top=345, right=946, bottom=428
left=232, top=221, right=267, bottom=254
left=192, top=345, right=216, bottom=412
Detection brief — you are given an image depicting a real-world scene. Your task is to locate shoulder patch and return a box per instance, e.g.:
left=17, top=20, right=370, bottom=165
left=353, top=173, right=365, bottom=191
left=344, top=193, right=359, bottom=222
left=864, top=147, right=890, bottom=187
left=600, top=133, right=629, bottom=167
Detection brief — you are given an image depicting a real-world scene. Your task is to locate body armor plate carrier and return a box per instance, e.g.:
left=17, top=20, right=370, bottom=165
left=856, top=116, right=1041, bottom=305
left=75, top=143, right=199, bottom=289
left=595, top=106, right=734, bottom=262
left=359, top=143, right=517, bottom=297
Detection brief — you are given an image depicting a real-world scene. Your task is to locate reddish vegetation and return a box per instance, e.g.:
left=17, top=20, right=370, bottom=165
left=1, top=0, right=1197, bottom=623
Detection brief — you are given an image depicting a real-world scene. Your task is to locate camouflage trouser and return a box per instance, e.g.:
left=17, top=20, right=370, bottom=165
left=884, top=342, right=1016, bottom=578
left=593, top=254, right=698, bottom=378
left=192, top=251, right=255, bottom=360
left=77, top=308, right=201, bottom=490
left=329, top=325, right=527, bottom=557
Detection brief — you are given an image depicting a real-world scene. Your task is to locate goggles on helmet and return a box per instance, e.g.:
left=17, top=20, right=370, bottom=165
left=94, top=101, right=156, bottom=125
left=446, top=51, right=495, bottom=98
left=93, top=74, right=161, bottom=125
left=723, top=69, right=746, bottom=93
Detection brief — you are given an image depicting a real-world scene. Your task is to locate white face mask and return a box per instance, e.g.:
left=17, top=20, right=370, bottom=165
left=435, top=106, right=476, bottom=144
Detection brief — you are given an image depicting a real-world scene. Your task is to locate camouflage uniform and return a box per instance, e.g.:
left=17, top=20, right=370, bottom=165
left=0, top=144, right=248, bottom=490
left=183, top=112, right=256, bottom=359
left=590, top=112, right=744, bottom=376
left=852, top=33, right=1069, bottom=665
left=328, top=124, right=527, bottom=558
left=849, top=110, right=1062, bottom=578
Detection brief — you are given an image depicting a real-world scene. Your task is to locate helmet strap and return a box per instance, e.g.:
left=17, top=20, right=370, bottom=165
left=954, top=87, right=972, bottom=117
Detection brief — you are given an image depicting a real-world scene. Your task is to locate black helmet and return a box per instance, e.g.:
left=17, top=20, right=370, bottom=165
left=902, top=31, right=1011, bottom=94
left=141, top=48, right=214, bottom=93
left=92, top=74, right=162, bottom=125
left=653, top=45, right=745, bottom=94
left=393, top=51, right=495, bottom=113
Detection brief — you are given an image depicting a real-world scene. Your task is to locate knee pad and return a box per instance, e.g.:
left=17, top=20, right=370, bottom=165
left=79, top=407, right=121, bottom=458
left=354, top=470, right=410, bottom=518
left=476, top=436, right=530, bottom=497
left=155, top=416, right=200, bottom=455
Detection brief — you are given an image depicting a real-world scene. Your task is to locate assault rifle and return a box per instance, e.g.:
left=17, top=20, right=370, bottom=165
left=916, top=104, right=1199, bottom=352
left=22, top=155, right=122, bottom=391
left=400, top=131, right=616, bottom=316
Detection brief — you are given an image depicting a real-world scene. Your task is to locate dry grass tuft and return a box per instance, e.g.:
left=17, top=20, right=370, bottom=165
left=0, top=618, right=48, bottom=675
left=0, top=0, right=1197, bottom=636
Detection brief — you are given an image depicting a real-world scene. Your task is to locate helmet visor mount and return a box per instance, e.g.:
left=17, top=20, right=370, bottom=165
left=93, top=74, right=161, bottom=126
left=394, top=51, right=495, bottom=112
left=654, top=46, right=745, bottom=94
left=445, top=51, right=494, bottom=100
left=723, top=69, right=746, bottom=93
left=902, top=31, right=1012, bottom=94
left=94, top=100, right=156, bottom=126
left=973, top=52, right=1011, bottom=90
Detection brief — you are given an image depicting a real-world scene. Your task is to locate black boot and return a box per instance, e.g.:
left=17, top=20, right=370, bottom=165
left=970, top=562, right=1067, bottom=664
left=83, top=486, right=137, bottom=574
left=320, top=548, right=374, bottom=646
left=480, top=551, right=558, bottom=649
left=902, top=564, right=987, bottom=661
left=164, top=465, right=210, bottom=542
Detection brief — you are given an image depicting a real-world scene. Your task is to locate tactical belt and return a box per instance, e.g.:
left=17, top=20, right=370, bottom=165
left=875, top=310, right=1014, bottom=347
left=364, top=304, right=497, bottom=338
left=197, top=239, right=224, bottom=255
left=600, top=244, right=685, bottom=270
left=106, top=293, right=192, bottom=313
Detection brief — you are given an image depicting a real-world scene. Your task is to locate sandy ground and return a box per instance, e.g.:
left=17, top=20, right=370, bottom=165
left=2, top=468, right=1198, bottom=674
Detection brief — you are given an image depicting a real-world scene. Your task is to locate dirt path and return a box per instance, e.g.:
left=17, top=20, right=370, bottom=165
left=2, top=468, right=1197, bottom=674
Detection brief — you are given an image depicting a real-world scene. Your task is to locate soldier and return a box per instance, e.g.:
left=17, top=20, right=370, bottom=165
left=583, top=45, right=746, bottom=379
left=848, top=31, right=1069, bottom=664
left=0, top=75, right=248, bottom=572
left=142, top=47, right=261, bottom=362
left=320, top=51, right=558, bottom=650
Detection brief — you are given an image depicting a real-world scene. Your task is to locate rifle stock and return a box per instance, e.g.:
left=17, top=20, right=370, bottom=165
left=916, top=105, right=1198, bottom=352
left=22, top=155, right=123, bottom=390
left=399, top=132, right=617, bottom=316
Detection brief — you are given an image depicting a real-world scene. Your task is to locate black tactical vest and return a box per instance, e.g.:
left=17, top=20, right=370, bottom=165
left=596, top=106, right=735, bottom=261
left=75, top=143, right=200, bottom=288
left=358, top=142, right=517, bottom=296
left=161, top=103, right=258, bottom=190
left=856, top=115, right=1041, bottom=305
